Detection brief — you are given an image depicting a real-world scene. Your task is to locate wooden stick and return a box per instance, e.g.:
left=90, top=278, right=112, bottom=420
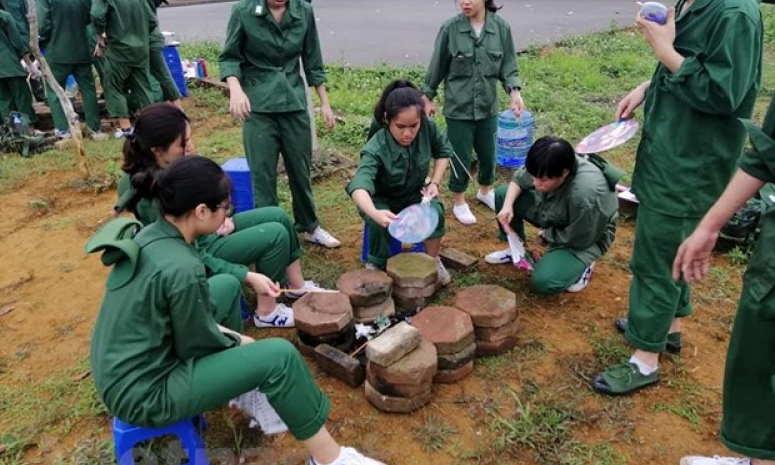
left=279, top=288, right=340, bottom=294
left=349, top=340, right=369, bottom=357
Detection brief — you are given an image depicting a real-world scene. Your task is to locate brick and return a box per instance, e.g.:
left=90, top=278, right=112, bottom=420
left=365, top=322, right=421, bottom=366
left=296, top=330, right=355, bottom=358
left=366, top=369, right=431, bottom=398
left=474, top=314, right=520, bottom=343
left=297, top=322, right=355, bottom=345
left=337, top=270, right=393, bottom=308
left=364, top=381, right=432, bottom=413
left=293, top=293, right=353, bottom=336
left=393, top=294, right=430, bottom=310
left=353, top=297, right=395, bottom=324
left=439, top=248, right=478, bottom=270
left=437, top=343, right=476, bottom=371
left=433, top=360, right=474, bottom=384
left=475, top=337, right=517, bottom=357
left=314, top=344, right=365, bottom=388
left=454, top=285, right=518, bottom=328
left=367, top=338, right=437, bottom=385
left=410, top=306, right=474, bottom=355
left=392, top=281, right=438, bottom=299
left=386, top=253, right=438, bottom=288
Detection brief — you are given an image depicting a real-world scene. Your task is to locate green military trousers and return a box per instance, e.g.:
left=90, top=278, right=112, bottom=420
left=103, top=58, right=152, bottom=118
left=243, top=111, right=319, bottom=233
left=207, top=274, right=243, bottom=332
left=147, top=338, right=330, bottom=440
left=626, top=205, right=699, bottom=353
left=47, top=62, right=101, bottom=132
left=720, top=274, right=775, bottom=459
left=0, top=76, right=35, bottom=122
left=494, top=185, right=587, bottom=294
left=362, top=196, right=446, bottom=268
left=201, top=206, right=302, bottom=285
left=446, top=116, right=498, bottom=193
left=149, top=47, right=181, bottom=102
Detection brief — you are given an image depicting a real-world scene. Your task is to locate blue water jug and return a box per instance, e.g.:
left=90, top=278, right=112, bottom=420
left=496, top=109, right=535, bottom=168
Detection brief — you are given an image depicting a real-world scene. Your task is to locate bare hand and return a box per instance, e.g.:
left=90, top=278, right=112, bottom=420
left=420, top=182, right=439, bottom=199
left=497, top=206, right=514, bottom=227
left=246, top=272, right=281, bottom=298
left=371, top=210, right=398, bottom=228
left=510, top=89, right=524, bottom=116
left=320, top=104, right=336, bottom=129
left=635, top=7, right=677, bottom=59
left=229, top=86, right=251, bottom=121
left=216, top=217, right=235, bottom=237
left=239, top=334, right=255, bottom=345
left=615, top=82, right=648, bottom=120
left=535, top=229, right=548, bottom=246
left=421, top=95, right=436, bottom=117
left=672, top=227, right=718, bottom=283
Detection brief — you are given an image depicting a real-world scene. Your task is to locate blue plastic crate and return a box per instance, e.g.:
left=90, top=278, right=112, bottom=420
left=162, top=45, right=188, bottom=97
left=222, top=158, right=254, bottom=214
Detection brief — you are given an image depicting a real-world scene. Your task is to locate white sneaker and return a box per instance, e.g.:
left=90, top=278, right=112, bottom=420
left=254, top=303, right=295, bottom=328
left=113, top=128, right=132, bottom=139
left=286, top=280, right=321, bottom=299
left=453, top=203, right=477, bottom=225
left=485, top=248, right=512, bottom=265
left=680, top=456, right=751, bottom=465
left=90, top=131, right=109, bottom=141
left=566, top=262, right=596, bottom=293
left=54, top=129, right=71, bottom=139
left=229, top=389, right=288, bottom=435
left=476, top=190, right=496, bottom=211
left=436, top=257, right=451, bottom=286
left=309, top=447, right=387, bottom=465
left=303, top=227, right=341, bottom=248
left=365, top=263, right=381, bottom=271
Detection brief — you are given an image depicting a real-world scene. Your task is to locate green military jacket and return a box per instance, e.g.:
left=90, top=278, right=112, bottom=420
left=512, top=156, right=618, bottom=264
left=1, top=0, right=29, bottom=45
left=346, top=118, right=453, bottom=203
left=422, top=11, right=520, bottom=121
left=91, top=0, right=156, bottom=64
left=632, top=0, right=762, bottom=217
left=37, top=0, right=93, bottom=64
left=89, top=218, right=241, bottom=427
left=0, top=10, right=28, bottom=79
left=116, top=174, right=250, bottom=283
left=146, top=0, right=166, bottom=50
left=219, top=0, right=326, bottom=113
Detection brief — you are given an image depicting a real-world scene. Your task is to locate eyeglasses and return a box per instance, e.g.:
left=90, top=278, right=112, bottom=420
left=215, top=201, right=235, bottom=217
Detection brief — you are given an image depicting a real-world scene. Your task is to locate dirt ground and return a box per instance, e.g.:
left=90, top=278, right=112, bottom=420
left=0, top=102, right=746, bottom=465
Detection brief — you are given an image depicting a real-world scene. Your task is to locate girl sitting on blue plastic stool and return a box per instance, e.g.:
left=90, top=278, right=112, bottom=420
left=346, top=81, right=453, bottom=285
left=115, top=103, right=323, bottom=329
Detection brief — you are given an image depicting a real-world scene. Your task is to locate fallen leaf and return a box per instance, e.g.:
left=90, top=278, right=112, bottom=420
left=72, top=370, right=91, bottom=381
left=0, top=303, right=16, bottom=317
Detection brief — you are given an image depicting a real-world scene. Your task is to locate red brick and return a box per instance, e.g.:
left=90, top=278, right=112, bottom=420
left=410, top=306, right=474, bottom=355
left=475, top=337, right=517, bottom=357
left=366, top=369, right=431, bottom=398
left=293, top=293, right=353, bottom=336
left=366, top=322, right=421, bottom=366
left=353, top=297, right=395, bottom=324
left=364, top=381, right=432, bottom=413
left=386, top=253, right=438, bottom=288
left=474, top=314, right=520, bottom=343
left=337, top=270, right=393, bottom=308
left=433, top=360, right=474, bottom=384
left=314, top=344, right=365, bottom=388
left=454, top=285, right=517, bottom=328
left=437, top=343, right=476, bottom=370
left=392, top=281, right=438, bottom=299
left=367, top=338, right=437, bottom=385
left=439, top=248, right=478, bottom=270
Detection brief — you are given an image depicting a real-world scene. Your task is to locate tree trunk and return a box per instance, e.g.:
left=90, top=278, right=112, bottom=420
left=26, top=0, right=91, bottom=178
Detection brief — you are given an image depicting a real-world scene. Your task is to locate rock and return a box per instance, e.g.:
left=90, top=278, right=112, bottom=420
left=366, top=370, right=431, bottom=398
left=364, top=381, right=432, bottom=413
left=392, top=281, right=438, bottom=299
left=367, top=338, right=437, bottom=385
left=353, top=297, right=395, bottom=324
left=365, top=321, right=421, bottom=367
left=454, top=285, right=517, bottom=328
left=473, top=314, right=520, bottom=343
left=386, top=253, right=438, bottom=288
left=475, top=337, right=517, bottom=357
left=433, top=360, right=474, bottom=384
left=393, top=294, right=430, bottom=310
left=337, top=270, right=393, bottom=307
left=437, top=343, right=476, bottom=371
left=314, top=344, right=365, bottom=388
left=293, top=293, right=353, bottom=336
left=439, top=248, right=478, bottom=270
left=410, top=306, right=475, bottom=355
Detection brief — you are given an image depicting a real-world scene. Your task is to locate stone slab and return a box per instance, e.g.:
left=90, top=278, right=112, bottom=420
left=393, top=294, right=430, bottom=310
left=365, top=321, right=421, bottom=367
left=392, top=281, right=438, bottom=299
left=337, top=270, right=393, bottom=308
left=386, top=253, right=438, bottom=288
left=297, top=322, right=355, bottom=345
left=437, top=342, right=476, bottom=371
left=366, top=369, right=431, bottom=398
left=367, top=338, right=437, bottom=385
left=475, top=337, right=517, bottom=357
left=364, top=381, right=432, bottom=413
left=454, top=285, right=518, bottom=328
left=433, top=360, right=474, bottom=384
left=297, top=330, right=355, bottom=358
left=438, top=248, right=478, bottom=270
left=410, top=306, right=474, bottom=355
left=293, top=293, right=353, bottom=336
left=314, top=344, right=365, bottom=388
left=474, top=314, right=520, bottom=343
left=353, top=297, right=395, bottom=324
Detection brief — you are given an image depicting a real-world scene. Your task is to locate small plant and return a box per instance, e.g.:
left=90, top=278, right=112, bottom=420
left=28, top=198, right=53, bottom=215
left=727, top=245, right=752, bottom=266
left=413, top=414, right=457, bottom=453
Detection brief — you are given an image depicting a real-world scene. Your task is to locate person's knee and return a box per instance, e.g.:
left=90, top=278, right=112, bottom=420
left=260, top=338, right=304, bottom=370
left=210, top=274, right=242, bottom=296
left=530, top=272, right=564, bottom=295
left=259, top=207, right=293, bottom=229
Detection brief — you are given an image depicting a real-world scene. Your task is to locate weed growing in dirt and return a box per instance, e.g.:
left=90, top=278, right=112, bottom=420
left=28, top=198, right=53, bottom=215
left=413, top=414, right=458, bottom=453
left=726, top=245, right=752, bottom=266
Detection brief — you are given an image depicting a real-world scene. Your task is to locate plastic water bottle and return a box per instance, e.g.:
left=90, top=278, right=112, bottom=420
left=496, top=109, right=535, bottom=168
left=639, top=2, right=668, bottom=24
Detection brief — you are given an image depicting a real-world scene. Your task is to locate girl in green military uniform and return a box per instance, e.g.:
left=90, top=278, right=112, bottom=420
left=219, top=0, right=340, bottom=248
left=0, top=3, right=38, bottom=124
left=422, top=0, right=523, bottom=226
left=89, top=156, right=385, bottom=465
left=116, top=104, right=324, bottom=328
left=346, top=82, right=452, bottom=284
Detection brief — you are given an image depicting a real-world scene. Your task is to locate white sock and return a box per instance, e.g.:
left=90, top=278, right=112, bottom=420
left=313, top=447, right=344, bottom=465
left=629, top=355, right=658, bottom=375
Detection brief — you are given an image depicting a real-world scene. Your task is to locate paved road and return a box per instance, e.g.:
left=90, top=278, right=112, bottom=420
left=159, top=0, right=636, bottom=66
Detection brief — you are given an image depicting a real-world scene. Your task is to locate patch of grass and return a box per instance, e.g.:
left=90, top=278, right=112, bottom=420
left=726, top=245, right=752, bottom=266
left=413, top=414, right=457, bottom=453
left=42, top=217, right=73, bottom=231
left=28, top=198, right=54, bottom=215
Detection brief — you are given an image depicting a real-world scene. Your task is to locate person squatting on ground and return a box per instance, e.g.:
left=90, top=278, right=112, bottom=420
left=219, top=0, right=341, bottom=248
left=591, top=0, right=764, bottom=396
left=88, top=155, right=387, bottom=465
left=346, top=81, right=453, bottom=285
left=484, top=136, right=618, bottom=294
left=37, top=0, right=106, bottom=140
left=91, top=0, right=156, bottom=138
left=422, top=0, right=524, bottom=225
left=115, top=103, right=323, bottom=329
left=0, top=2, right=38, bottom=125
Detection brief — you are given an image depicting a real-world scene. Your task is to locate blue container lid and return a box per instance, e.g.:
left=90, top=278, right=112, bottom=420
left=222, top=157, right=250, bottom=172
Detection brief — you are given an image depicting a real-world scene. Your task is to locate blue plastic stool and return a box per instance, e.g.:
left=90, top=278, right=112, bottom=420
left=360, top=222, right=425, bottom=263
left=222, top=158, right=254, bottom=214
left=113, top=416, right=210, bottom=465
